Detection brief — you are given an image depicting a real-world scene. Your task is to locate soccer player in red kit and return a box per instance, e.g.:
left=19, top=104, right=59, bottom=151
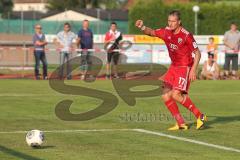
left=135, top=10, right=207, bottom=130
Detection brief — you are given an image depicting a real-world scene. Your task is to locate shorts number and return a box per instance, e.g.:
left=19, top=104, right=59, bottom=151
left=178, top=77, right=186, bottom=86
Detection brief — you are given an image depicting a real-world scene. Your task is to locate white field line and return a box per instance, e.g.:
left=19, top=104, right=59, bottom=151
left=133, top=129, right=240, bottom=153
left=0, top=128, right=239, bottom=153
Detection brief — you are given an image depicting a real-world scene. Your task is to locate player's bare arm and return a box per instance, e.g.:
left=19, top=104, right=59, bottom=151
left=76, top=37, right=81, bottom=48
left=43, top=40, right=48, bottom=46
left=105, top=39, right=112, bottom=44
left=53, top=38, right=58, bottom=45
left=202, top=61, right=208, bottom=74
left=40, top=40, right=47, bottom=46
left=53, top=38, right=63, bottom=48
left=223, top=39, right=234, bottom=49
left=105, top=36, right=116, bottom=45
left=35, top=40, right=47, bottom=46
left=189, top=49, right=201, bottom=81
left=135, top=20, right=156, bottom=36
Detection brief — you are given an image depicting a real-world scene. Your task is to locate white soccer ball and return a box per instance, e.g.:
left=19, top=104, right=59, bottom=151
left=26, top=130, right=44, bottom=147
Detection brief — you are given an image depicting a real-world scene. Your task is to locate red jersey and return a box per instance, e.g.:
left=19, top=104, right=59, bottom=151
left=105, top=31, right=114, bottom=42
left=104, top=30, right=121, bottom=42
left=154, top=27, right=198, bottom=67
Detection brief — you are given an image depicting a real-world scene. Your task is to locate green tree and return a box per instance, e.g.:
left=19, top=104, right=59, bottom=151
left=0, top=0, right=13, bottom=18
left=129, top=0, right=240, bottom=35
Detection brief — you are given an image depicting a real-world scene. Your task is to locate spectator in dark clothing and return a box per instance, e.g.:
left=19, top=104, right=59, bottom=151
left=76, top=19, right=94, bottom=80
left=33, top=24, right=48, bottom=80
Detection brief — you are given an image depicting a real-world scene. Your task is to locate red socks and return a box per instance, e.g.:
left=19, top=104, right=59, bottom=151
left=181, top=96, right=202, bottom=118
left=164, top=99, right=185, bottom=125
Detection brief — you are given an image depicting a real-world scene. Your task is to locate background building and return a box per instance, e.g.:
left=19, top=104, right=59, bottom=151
left=13, top=0, right=48, bottom=13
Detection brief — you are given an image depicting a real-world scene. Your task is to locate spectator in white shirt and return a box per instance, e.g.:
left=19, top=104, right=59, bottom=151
left=54, top=22, right=76, bottom=80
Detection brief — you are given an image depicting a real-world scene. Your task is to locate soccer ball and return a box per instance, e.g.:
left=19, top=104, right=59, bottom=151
left=26, top=130, right=44, bottom=147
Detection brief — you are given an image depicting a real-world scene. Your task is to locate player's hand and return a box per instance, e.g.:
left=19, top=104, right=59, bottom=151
left=135, top=20, right=144, bottom=29
left=229, top=45, right=236, bottom=50
left=110, top=36, right=116, bottom=41
left=35, top=41, right=41, bottom=46
left=189, top=68, right=197, bottom=82
left=233, top=45, right=238, bottom=51
left=44, top=41, right=48, bottom=45
left=58, top=44, right=64, bottom=49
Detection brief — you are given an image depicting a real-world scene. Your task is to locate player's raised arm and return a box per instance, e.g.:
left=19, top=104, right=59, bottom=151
left=135, top=20, right=156, bottom=37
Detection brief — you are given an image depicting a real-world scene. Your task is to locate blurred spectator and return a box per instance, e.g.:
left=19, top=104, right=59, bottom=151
left=33, top=24, right=48, bottom=80
left=207, top=37, right=218, bottom=61
left=76, top=19, right=93, bottom=80
left=200, top=53, right=220, bottom=80
left=223, top=22, right=240, bottom=78
left=54, top=22, right=76, bottom=80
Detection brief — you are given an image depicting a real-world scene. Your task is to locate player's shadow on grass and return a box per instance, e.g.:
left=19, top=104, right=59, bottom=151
left=0, top=145, right=44, bottom=160
left=207, top=115, right=240, bottom=125
left=187, top=115, right=240, bottom=130
left=37, top=145, right=55, bottom=149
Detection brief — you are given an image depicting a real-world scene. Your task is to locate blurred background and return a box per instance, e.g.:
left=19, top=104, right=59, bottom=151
left=0, top=0, right=239, bottom=79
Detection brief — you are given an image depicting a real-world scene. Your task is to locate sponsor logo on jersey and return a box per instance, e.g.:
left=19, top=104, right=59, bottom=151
left=169, top=43, right=178, bottom=50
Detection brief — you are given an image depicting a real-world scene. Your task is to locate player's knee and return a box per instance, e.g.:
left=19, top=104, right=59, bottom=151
left=171, top=91, right=181, bottom=101
left=161, top=92, right=172, bottom=101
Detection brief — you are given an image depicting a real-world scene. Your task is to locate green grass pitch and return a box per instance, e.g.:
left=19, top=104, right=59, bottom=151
left=0, top=80, right=240, bottom=160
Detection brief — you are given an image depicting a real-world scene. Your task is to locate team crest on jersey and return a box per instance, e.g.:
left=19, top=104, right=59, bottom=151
left=178, top=38, right=183, bottom=44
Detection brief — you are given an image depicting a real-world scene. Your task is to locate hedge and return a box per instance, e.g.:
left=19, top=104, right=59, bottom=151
left=129, top=0, right=240, bottom=35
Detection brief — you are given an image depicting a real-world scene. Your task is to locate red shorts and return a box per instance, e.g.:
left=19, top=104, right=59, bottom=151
left=163, top=65, right=191, bottom=93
